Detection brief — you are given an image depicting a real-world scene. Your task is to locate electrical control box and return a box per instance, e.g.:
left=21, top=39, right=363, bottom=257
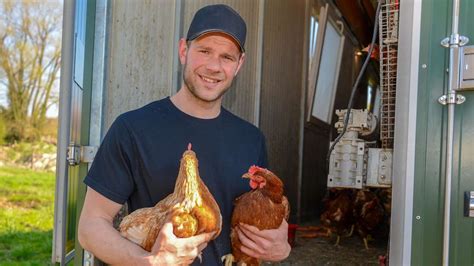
left=465, top=191, right=474, bottom=217
left=366, top=148, right=392, bottom=187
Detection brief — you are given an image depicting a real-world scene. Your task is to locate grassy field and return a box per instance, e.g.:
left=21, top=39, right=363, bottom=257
left=0, top=166, right=55, bottom=265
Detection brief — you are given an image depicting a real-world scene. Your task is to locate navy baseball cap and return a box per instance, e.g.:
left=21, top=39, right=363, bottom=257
left=186, top=4, right=247, bottom=52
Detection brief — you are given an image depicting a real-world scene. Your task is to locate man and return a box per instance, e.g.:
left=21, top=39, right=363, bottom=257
left=78, top=4, right=290, bottom=265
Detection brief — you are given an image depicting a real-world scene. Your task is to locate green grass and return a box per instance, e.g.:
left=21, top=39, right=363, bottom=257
left=0, top=166, right=55, bottom=265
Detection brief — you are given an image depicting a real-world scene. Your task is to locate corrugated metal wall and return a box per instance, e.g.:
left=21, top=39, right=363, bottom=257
left=105, top=0, right=177, bottom=128
left=260, top=0, right=307, bottom=221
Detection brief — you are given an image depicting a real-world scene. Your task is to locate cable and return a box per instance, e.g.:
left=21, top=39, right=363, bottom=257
left=326, top=0, right=382, bottom=168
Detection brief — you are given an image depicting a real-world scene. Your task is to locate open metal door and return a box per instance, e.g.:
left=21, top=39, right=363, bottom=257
left=412, top=0, right=474, bottom=265
left=52, top=0, right=96, bottom=264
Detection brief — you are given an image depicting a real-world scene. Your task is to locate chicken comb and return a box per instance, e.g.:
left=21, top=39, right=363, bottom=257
left=248, top=165, right=263, bottom=175
left=188, top=143, right=192, bottom=150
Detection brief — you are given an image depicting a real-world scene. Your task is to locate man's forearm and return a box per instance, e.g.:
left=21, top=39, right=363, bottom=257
left=78, top=216, right=150, bottom=265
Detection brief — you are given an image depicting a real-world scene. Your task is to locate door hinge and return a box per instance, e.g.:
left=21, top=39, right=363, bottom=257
left=67, top=144, right=98, bottom=166
left=441, top=34, right=469, bottom=48
left=438, top=92, right=466, bottom=105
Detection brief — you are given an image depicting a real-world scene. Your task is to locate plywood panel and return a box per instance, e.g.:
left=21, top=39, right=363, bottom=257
left=105, top=0, right=176, bottom=128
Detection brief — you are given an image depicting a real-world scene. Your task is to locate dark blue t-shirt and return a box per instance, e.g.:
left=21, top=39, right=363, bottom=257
left=84, top=97, right=268, bottom=265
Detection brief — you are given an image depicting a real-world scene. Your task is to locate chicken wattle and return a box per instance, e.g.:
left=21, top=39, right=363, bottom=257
left=119, top=144, right=222, bottom=251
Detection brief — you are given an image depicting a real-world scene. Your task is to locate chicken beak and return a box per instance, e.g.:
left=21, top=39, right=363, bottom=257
left=242, top=173, right=251, bottom=179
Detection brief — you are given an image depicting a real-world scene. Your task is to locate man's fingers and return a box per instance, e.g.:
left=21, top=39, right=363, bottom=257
left=240, top=244, right=260, bottom=258
left=239, top=219, right=288, bottom=239
left=187, top=230, right=216, bottom=245
left=236, top=227, right=265, bottom=255
left=160, top=222, right=177, bottom=238
left=238, top=223, right=270, bottom=242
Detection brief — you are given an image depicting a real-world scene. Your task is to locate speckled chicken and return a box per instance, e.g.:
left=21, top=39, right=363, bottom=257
left=119, top=144, right=222, bottom=251
left=222, top=166, right=289, bottom=266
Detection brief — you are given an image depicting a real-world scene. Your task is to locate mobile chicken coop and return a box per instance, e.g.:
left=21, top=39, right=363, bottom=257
left=52, top=0, right=474, bottom=265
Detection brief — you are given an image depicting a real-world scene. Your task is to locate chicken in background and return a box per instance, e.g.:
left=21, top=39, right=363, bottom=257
left=298, top=188, right=355, bottom=246
left=119, top=144, right=222, bottom=252
left=222, top=166, right=289, bottom=266
left=377, top=188, right=392, bottom=226
left=353, top=189, right=385, bottom=249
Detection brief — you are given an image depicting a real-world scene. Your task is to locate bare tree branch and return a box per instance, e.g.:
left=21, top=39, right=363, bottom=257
left=0, top=0, right=62, bottom=141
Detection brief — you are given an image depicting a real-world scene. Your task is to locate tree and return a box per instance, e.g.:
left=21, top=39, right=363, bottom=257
left=0, top=0, right=62, bottom=141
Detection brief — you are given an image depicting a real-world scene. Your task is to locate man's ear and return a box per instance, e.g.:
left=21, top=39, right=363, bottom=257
left=234, top=53, right=246, bottom=77
left=178, top=38, right=188, bottom=65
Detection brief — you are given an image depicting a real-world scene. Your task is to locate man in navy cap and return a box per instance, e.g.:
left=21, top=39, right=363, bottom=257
left=78, top=4, right=290, bottom=265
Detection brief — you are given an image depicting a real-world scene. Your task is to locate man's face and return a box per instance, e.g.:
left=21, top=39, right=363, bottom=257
left=179, top=33, right=245, bottom=104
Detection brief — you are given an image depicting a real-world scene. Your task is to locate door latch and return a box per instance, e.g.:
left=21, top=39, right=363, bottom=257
left=67, top=144, right=98, bottom=166
left=465, top=191, right=474, bottom=218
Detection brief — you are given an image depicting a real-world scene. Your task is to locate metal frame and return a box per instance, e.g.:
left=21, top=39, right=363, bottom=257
left=52, top=0, right=76, bottom=263
left=253, top=0, right=265, bottom=127
left=306, top=4, right=345, bottom=126
left=306, top=4, right=327, bottom=122
left=171, top=0, right=183, bottom=94
left=391, top=0, right=422, bottom=264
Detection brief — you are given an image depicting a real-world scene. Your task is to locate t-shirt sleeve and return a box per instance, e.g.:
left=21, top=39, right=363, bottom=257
left=84, top=116, right=136, bottom=204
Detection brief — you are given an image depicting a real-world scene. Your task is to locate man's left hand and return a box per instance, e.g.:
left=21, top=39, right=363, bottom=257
left=236, top=219, right=291, bottom=262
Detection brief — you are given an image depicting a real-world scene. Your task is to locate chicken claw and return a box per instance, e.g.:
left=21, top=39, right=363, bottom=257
left=221, top=254, right=234, bottom=266
left=197, top=252, right=202, bottom=263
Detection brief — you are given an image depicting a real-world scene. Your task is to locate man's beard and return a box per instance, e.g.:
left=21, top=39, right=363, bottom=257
left=182, top=63, right=231, bottom=103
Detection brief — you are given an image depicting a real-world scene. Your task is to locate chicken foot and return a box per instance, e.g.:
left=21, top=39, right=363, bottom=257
left=221, top=254, right=234, bottom=266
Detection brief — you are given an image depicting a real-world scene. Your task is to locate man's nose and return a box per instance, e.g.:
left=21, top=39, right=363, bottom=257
left=205, top=56, right=222, bottom=72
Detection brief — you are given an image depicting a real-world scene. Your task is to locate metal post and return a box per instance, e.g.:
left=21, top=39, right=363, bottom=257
left=443, top=100, right=455, bottom=266
left=52, top=0, right=76, bottom=264
left=438, top=0, right=468, bottom=265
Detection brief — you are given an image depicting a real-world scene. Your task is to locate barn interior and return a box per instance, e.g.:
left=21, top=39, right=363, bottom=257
left=291, top=0, right=397, bottom=264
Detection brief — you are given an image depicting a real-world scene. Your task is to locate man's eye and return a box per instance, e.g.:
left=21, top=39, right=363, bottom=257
left=200, top=50, right=209, bottom=54
left=224, top=56, right=235, bottom=61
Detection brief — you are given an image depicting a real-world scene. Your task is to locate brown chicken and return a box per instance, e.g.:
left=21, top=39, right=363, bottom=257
left=119, top=144, right=222, bottom=251
left=222, top=166, right=289, bottom=266
left=353, top=189, right=384, bottom=249
left=320, top=189, right=354, bottom=244
left=298, top=188, right=355, bottom=246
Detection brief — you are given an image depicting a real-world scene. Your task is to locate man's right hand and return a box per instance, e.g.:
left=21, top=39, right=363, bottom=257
left=145, top=222, right=215, bottom=265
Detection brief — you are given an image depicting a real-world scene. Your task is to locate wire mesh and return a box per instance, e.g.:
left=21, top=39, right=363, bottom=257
left=379, top=1, right=399, bottom=149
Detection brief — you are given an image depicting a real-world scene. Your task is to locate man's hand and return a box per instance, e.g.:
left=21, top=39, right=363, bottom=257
left=145, top=222, right=215, bottom=265
left=236, top=219, right=291, bottom=262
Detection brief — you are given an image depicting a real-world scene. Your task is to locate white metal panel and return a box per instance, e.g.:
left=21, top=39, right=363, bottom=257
left=391, top=0, right=422, bottom=264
